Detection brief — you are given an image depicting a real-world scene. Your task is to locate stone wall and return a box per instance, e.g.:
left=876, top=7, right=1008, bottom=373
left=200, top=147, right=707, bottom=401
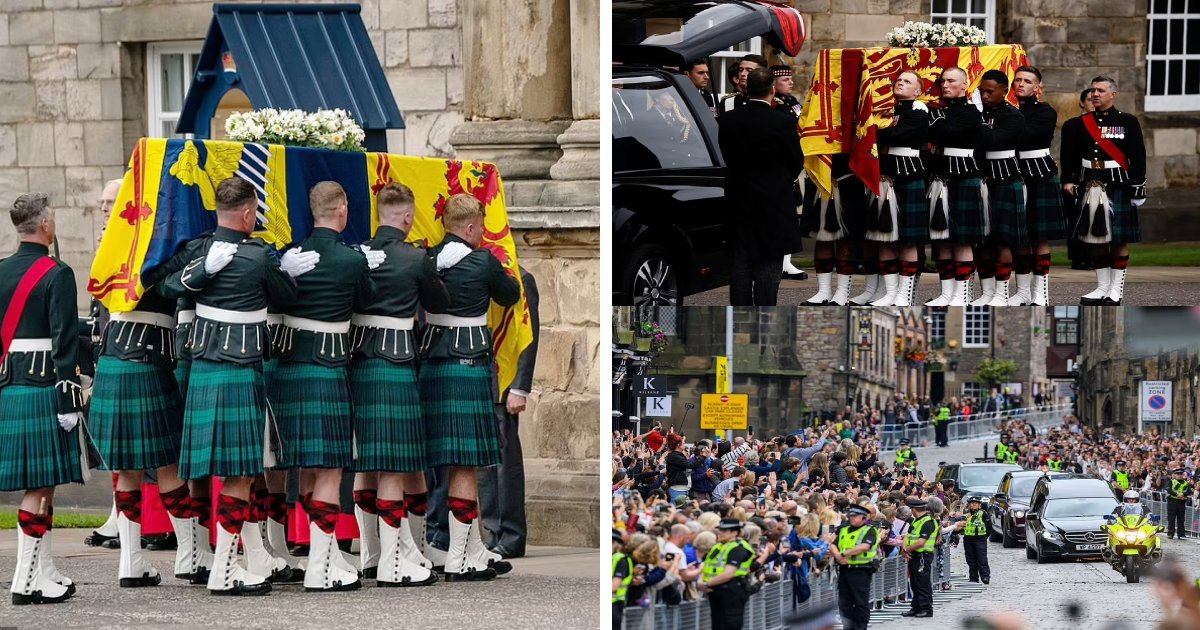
left=941, top=308, right=1050, bottom=401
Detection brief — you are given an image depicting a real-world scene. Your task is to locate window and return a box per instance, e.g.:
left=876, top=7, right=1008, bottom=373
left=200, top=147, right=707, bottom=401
left=961, top=381, right=985, bottom=400
left=709, top=37, right=762, bottom=99
left=963, top=306, right=991, bottom=348
left=930, top=0, right=996, bottom=44
left=612, top=75, right=715, bottom=171
left=1055, top=306, right=1079, bottom=346
left=929, top=310, right=946, bottom=342
left=147, top=42, right=203, bottom=139
left=1146, top=0, right=1200, bottom=111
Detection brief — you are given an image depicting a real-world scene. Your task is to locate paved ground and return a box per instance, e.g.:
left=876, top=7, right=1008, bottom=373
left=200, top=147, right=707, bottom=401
left=0, top=533, right=599, bottom=629
left=688, top=266, right=1200, bottom=305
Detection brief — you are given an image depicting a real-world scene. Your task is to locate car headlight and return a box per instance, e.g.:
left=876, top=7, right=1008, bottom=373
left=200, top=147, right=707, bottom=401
left=1012, top=510, right=1025, bottom=518
left=1042, top=530, right=1064, bottom=543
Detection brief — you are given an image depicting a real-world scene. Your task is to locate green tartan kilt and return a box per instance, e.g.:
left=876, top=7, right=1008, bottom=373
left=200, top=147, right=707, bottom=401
left=1024, top=175, right=1066, bottom=241
left=986, top=178, right=1029, bottom=246
left=179, top=359, right=266, bottom=480
left=947, top=177, right=987, bottom=244
left=174, top=358, right=191, bottom=401
left=89, top=356, right=183, bottom=471
left=349, top=358, right=426, bottom=472
left=894, top=178, right=930, bottom=246
left=0, top=386, right=83, bottom=490
left=262, top=358, right=278, bottom=390
left=270, top=362, right=353, bottom=469
left=1072, top=184, right=1141, bottom=244
left=418, top=360, right=500, bottom=468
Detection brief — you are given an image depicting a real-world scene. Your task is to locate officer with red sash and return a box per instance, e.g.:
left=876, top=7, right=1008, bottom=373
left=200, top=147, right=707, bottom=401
left=1061, top=75, right=1147, bottom=305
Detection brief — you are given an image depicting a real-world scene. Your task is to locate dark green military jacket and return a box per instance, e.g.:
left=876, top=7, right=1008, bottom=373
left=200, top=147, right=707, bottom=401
left=0, top=242, right=84, bottom=413
left=351, top=225, right=449, bottom=364
left=420, top=234, right=521, bottom=361
left=100, top=285, right=177, bottom=370
left=277, top=227, right=375, bottom=367
left=145, top=225, right=297, bottom=365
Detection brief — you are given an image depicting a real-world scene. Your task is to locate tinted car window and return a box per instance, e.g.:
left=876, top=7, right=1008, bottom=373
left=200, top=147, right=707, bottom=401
left=1043, top=497, right=1118, bottom=518
left=959, top=467, right=1015, bottom=489
left=613, top=75, right=713, bottom=171
left=1010, top=477, right=1040, bottom=498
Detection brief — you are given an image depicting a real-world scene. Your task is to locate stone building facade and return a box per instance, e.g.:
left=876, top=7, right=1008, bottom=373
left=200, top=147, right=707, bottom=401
left=777, top=1, right=1200, bottom=239
left=936, top=307, right=1050, bottom=404
left=0, top=0, right=599, bottom=547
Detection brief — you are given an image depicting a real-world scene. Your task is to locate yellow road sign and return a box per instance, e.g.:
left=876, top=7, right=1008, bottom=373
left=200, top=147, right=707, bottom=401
left=700, top=393, right=748, bottom=430
left=715, top=356, right=729, bottom=394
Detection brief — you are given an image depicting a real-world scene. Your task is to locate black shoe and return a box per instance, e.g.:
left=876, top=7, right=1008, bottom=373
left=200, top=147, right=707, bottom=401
left=913, top=611, right=933, bottom=618
left=490, top=545, right=525, bottom=560
left=288, top=544, right=309, bottom=557
left=1100, top=297, right=1122, bottom=305
left=176, top=567, right=212, bottom=585
left=119, top=572, right=163, bottom=588
left=982, top=578, right=990, bottom=584
left=143, top=533, right=177, bottom=551
left=211, top=581, right=273, bottom=596
left=487, top=559, right=513, bottom=575
left=84, top=530, right=118, bottom=548
left=304, top=578, right=362, bottom=593
left=783, top=271, right=808, bottom=281
left=12, top=589, right=73, bottom=605
left=377, top=573, right=438, bottom=587
left=1080, top=296, right=1104, bottom=305
left=266, top=565, right=298, bottom=583
left=444, top=567, right=497, bottom=582
left=362, top=567, right=377, bottom=580
left=901, top=610, right=920, bottom=617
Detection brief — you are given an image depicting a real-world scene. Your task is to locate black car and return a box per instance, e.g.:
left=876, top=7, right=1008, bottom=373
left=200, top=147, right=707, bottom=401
left=934, top=462, right=1021, bottom=507
left=987, top=470, right=1072, bottom=548
left=612, top=0, right=805, bottom=307
left=1024, top=476, right=1119, bottom=564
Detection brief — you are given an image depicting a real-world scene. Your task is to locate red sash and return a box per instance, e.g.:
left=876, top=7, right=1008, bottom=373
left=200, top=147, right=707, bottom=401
left=1, top=256, right=57, bottom=364
left=1082, top=113, right=1130, bottom=171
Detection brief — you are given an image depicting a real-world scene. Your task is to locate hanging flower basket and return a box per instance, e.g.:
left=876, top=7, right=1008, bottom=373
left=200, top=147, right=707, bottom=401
left=637, top=321, right=669, bottom=354
left=616, top=329, right=634, bottom=346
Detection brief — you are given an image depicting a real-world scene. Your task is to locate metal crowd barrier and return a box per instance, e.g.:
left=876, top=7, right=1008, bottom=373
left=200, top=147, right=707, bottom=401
left=879, top=404, right=1071, bottom=452
left=1143, top=495, right=1200, bottom=537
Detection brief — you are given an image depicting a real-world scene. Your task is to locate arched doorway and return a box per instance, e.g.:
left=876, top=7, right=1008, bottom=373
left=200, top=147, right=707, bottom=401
left=1102, top=396, right=1113, bottom=429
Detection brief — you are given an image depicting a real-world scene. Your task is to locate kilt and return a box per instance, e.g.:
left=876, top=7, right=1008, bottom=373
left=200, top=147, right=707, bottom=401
left=985, top=179, right=1029, bottom=246
left=179, top=359, right=267, bottom=480
left=0, top=386, right=84, bottom=491
left=1024, top=175, right=1066, bottom=241
left=895, top=178, right=930, bottom=246
left=262, top=358, right=278, bottom=390
left=89, top=356, right=184, bottom=471
left=174, top=358, right=191, bottom=401
left=1074, top=183, right=1140, bottom=244
left=419, top=359, right=500, bottom=468
left=947, top=177, right=987, bottom=245
left=836, top=175, right=867, bottom=239
left=270, top=362, right=353, bottom=469
left=349, top=359, right=426, bottom=472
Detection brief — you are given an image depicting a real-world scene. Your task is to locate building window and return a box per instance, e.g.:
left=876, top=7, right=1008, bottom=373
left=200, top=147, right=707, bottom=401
left=709, top=37, right=762, bottom=98
left=961, top=381, right=985, bottom=400
left=962, top=306, right=991, bottom=348
left=147, top=42, right=203, bottom=139
left=1055, top=318, right=1079, bottom=346
left=929, top=310, right=946, bottom=343
left=930, top=0, right=996, bottom=44
left=1147, top=0, right=1200, bottom=112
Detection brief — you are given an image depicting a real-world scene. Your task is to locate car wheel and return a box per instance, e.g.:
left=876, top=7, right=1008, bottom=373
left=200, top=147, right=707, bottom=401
left=989, top=520, right=1002, bottom=543
left=1026, top=539, right=1037, bottom=560
left=1002, top=521, right=1017, bottom=548
left=619, top=244, right=681, bottom=307
left=1035, top=540, right=1049, bottom=564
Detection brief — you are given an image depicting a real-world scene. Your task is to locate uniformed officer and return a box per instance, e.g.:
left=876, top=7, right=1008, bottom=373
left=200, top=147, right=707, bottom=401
left=147, top=176, right=317, bottom=596
left=1061, top=75, right=1147, bottom=305
left=895, top=438, right=918, bottom=469
left=926, top=67, right=987, bottom=306
left=863, top=71, right=931, bottom=307
left=1012, top=65, right=1066, bottom=305
left=269, top=181, right=379, bottom=592
left=933, top=403, right=951, bottom=447
left=952, top=495, right=990, bottom=584
left=349, top=182, right=448, bottom=586
left=718, top=54, right=767, bottom=117
left=1167, top=468, right=1192, bottom=539
left=995, top=434, right=1009, bottom=462
left=1046, top=451, right=1065, bottom=471
left=420, top=194, right=521, bottom=581
left=973, top=70, right=1027, bottom=307
left=1110, top=460, right=1131, bottom=492
left=830, top=505, right=878, bottom=630
left=1005, top=441, right=1020, bottom=465
left=612, top=531, right=632, bottom=630
left=900, top=497, right=939, bottom=618
left=0, top=192, right=87, bottom=605
left=769, top=63, right=808, bottom=283
left=700, top=518, right=755, bottom=630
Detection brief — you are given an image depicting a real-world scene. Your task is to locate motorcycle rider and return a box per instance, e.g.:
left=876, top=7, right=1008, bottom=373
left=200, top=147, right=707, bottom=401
left=1114, top=489, right=1145, bottom=518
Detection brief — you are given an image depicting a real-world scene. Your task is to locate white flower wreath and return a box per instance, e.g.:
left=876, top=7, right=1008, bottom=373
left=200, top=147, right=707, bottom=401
left=885, top=21, right=989, bottom=48
left=225, top=108, right=368, bottom=152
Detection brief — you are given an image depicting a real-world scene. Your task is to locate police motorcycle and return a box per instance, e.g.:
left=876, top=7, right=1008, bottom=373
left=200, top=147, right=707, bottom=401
left=1101, top=490, right=1164, bottom=583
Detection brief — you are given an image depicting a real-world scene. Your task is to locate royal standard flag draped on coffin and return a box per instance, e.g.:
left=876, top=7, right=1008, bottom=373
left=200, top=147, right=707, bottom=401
left=89, top=137, right=533, bottom=401
left=799, top=44, right=1028, bottom=197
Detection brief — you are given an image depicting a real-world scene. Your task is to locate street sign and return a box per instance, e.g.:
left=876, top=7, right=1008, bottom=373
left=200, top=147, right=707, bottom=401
left=633, top=375, right=666, bottom=397
left=1140, top=381, right=1172, bottom=423
left=715, top=356, right=729, bottom=394
left=644, top=396, right=672, bottom=417
left=700, top=393, right=749, bottom=430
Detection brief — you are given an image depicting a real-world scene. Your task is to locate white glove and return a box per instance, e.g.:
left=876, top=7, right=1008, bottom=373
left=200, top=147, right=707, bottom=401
left=911, top=100, right=929, bottom=113
left=80, top=375, right=94, bottom=390
left=1131, top=198, right=1146, bottom=207
left=280, top=247, right=321, bottom=277
left=57, top=412, right=82, bottom=432
left=204, top=241, right=239, bottom=275
left=360, top=245, right=387, bottom=270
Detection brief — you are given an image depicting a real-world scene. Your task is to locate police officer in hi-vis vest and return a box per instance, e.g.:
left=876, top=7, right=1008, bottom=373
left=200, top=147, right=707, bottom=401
left=830, top=504, right=879, bottom=630
left=1111, top=460, right=1131, bottom=492
left=901, top=497, right=939, bottom=618
left=612, top=531, right=633, bottom=630
left=951, top=495, right=991, bottom=584
left=895, top=438, right=918, bottom=469
left=1167, top=468, right=1192, bottom=539
left=1046, top=450, right=1065, bottom=471
left=699, top=518, right=756, bottom=630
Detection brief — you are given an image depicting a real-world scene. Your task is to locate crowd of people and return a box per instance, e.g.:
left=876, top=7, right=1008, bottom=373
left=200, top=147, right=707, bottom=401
left=685, top=52, right=1147, bottom=307
left=611, top=404, right=1200, bottom=629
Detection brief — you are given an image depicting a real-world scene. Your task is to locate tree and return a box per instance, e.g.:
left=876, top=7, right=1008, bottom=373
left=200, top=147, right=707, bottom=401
left=976, top=358, right=1018, bottom=389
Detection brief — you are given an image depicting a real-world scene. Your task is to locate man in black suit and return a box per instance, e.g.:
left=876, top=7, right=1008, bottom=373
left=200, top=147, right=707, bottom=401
left=718, top=67, right=805, bottom=305
left=684, top=60, right=717, bottom=117
left=478, top=268, right=539, bottom=559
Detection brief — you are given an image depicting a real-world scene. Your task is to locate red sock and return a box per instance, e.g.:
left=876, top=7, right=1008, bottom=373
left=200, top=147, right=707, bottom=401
left=267, top=492, right=289, bottom=523
left=404, top=492, right=429, bottom=517
left=376, top=498, right=407, bottom=528
left=246, top=488, right=271, bottom=523
left=114, top=489, right=142, bottom=522
left=814, top=258, right=835, bottom=274
left=1014, top=254, right=1035, bottom=275
left=1034, top=253, right=1052, bottom=276
left=900, top=261, right=919, bottom=277
left=352, top=489, right=378, bottom=515
left=159, top=484, right=193, bottom=520
left=955, top=261, right=976, bottom=281
left=190, top=494, right=211, bottom=527
left=836, top=259, right=857, bottom=276
left=1111, top=255, right=1129, bottom=270
left=879, top=259, right=900, bottom=275
left=975, top=259, right=995, bottom=280
left=301, top=492, right=313, bottom=514
left=18, top=510, right=51, bottom=538
left=307, top=499, right=340, bottom=535
left=936, top=260, right=955, bottom=281
left=447, top=496, right=478, bottom=524
left=215, top=494, right=249, bottom=535
left=995, top=261, right=1013, bottom=281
